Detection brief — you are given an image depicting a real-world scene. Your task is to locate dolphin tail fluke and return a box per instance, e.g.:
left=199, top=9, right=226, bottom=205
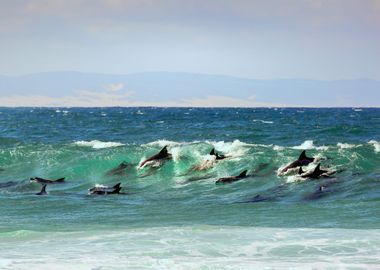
left=238, top=170, right=248, bottom=177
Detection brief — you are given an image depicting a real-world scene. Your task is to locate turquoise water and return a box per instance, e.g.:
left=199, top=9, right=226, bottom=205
left=0, top=107, right=379, bottom=269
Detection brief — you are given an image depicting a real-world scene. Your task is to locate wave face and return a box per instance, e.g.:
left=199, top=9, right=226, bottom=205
left=0, top=108, right=379, bottom=268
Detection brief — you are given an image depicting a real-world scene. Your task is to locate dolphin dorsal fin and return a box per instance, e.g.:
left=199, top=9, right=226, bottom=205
left=298, top=150, right=307, bottom=160
left=113, top=183, right=121, bottom=189
left=238, top=170, right=248, bottom=177
left=298, top=167, right=304, bottom=175
left=40, top=184, right=47, bottom=194
left=210, top=148, right=215, bottom=155
left=159, top=146, right=168, bottom=154
left=314, top=163, right=321, bottom=173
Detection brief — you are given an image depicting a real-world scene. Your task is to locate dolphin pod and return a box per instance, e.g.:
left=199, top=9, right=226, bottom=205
left=3, top=147, right=337, bottom=197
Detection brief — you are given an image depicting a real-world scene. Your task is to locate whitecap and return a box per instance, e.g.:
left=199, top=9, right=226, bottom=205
left=273, top=145, right=285, bottom=151
left=143, top=140, right=181, bottom=148
left=292, top=140, right=315, bottom=150
left=253, top=119, right=274, bottom=124
left=292, top=140, right=328, bottom=151
left=337, top=143, right=359, bottom=149
left=368, top=140, right=380, bottom=153
left=73, top=140, right=125, bottom=149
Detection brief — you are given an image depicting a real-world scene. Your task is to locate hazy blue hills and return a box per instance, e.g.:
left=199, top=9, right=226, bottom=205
left=0, top=71, right=379, bottom=107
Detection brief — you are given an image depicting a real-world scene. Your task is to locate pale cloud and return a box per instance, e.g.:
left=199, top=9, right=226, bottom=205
left=103, top=83, right=124, bottom=92
left=0, top=93, right=288, bottom=107
left=0, top=90, right=134, bottom=107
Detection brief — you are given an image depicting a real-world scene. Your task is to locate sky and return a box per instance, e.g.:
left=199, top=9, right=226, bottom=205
left=0, top=0, right=379, bottom=106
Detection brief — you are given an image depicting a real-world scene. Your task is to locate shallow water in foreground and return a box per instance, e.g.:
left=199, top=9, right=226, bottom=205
left=0, top=108, right=379, bottom=269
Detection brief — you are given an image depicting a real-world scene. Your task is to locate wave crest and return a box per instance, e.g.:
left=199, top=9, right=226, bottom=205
left=73, top=140, right=125, bottom=149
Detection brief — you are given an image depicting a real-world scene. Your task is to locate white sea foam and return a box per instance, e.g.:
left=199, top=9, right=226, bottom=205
left=292, top=140, right=329, bottom=151
left=0, top=226, right=378, bottom=270
left=253, top=119, right=274, bottom=124
left=273, top=145, right=285, bottom=151
left=337, top=142, right=359, bottom=149
left=368, top=140, right=380, bottom=153
left=207, top=139, right=251, bottom=158
left=73, top=140, right=125, bottom=149
left=144, top=139, right=182, bottom=148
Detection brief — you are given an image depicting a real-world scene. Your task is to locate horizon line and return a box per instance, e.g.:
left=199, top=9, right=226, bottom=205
left=0, top=106, right=379, bottom=109
left=1, top=70, right=379, bottom=82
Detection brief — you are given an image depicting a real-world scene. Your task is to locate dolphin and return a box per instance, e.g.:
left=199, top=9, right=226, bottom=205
left=30, top=177, right=65, bottom=184
left=300, top=163, right=329, bottom=179
left=106, top=161, right=130, bottom=176
left=88, top=183, right=122, bottom=195
left=36, top=184, right=48, bottom=195
left=209, top=148, right=227, bottom=160
left=280, top=150, right=315, bottom=173
left=139, top=146, right=172, bottom=168
left=0, top=181, right=19, bottom=188
left=215, top=170, right=249, bottom=184
left=303, top=185, right=333, bottom=200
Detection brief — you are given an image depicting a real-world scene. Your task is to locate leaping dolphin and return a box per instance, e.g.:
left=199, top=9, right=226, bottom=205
left=35, top=184, right=47, bottom=195
left=215, top=170, right=249, bottom=184
left=209, top=148, right=227, bottom=160
left=88, top=183, right=122, bottom=195
left=280, top=150, right=315, bottom=173
left=30, top=177, right=65, bottom=184
left=139, top=146, right=172, bottom=168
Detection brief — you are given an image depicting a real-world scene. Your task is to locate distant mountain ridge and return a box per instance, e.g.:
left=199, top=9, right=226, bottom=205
left=0, top=71, right=379, bottom=107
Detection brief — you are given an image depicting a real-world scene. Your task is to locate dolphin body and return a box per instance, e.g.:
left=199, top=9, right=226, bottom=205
left=209, top=148, right=227, bottom=160
left=299, top=163, right=330, bottom=179
left=35, top=184, right=47, bottom=195
left=0, top=181, right=19, bottom=188
left=139, top=146, right=172, bottom=168
left=215, top=170, right=249, bottom=184
left=88, top=183, right=122, bottom=195
left=106, top=161, right=130, bottom=176
left=30, top=177, right=65, bottom=184
left=303, top=185, right=330, bottom=200
left=280, top=150, right=315, bottom=173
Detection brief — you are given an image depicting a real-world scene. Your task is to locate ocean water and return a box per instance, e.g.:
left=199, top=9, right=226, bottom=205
left=0, top=107, right=379, bottom=269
